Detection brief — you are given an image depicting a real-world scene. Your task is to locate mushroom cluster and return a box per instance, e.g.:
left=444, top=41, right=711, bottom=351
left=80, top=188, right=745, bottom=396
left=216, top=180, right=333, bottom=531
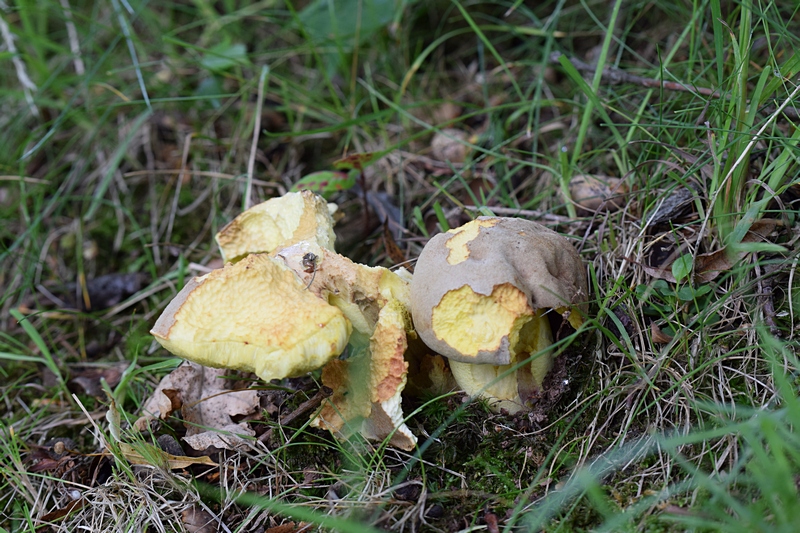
left=151, top=191, right=417, bottom=450
left=151, top=192, right=587, bottom=449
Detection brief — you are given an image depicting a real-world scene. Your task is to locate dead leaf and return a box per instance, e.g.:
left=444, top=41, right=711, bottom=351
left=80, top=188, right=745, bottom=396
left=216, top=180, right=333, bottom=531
left=641, top=264, right=677, bottom=283
left=266, top=522, right=313, bottom=533
left=333, top=152, right=379, bottom=171
left=116, top=442, right=217, bottom=469
left=383, top=221, right=408, bottom=269
left=36, top=272, right=148, bottom=311
left=68, top=363, right=126, bottom=398
left=182, top=505, right=218, bottom=533
left=484, top=512, right=500, bottom=533
left=695, top=219, right=781, bottom=283
left=643, top=187, right=696, bottom=227
left=568, top=174, right=628, bottom=214
left=650, top=323, right=674, bottom=344
left=138, top=361, right=260, bottom=451
left=641, top=219, right=782, bottom=283
left=38, top=498, right=86, bottom=523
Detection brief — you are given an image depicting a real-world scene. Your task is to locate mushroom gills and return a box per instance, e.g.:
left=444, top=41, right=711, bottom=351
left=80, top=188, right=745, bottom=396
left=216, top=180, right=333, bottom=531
left=448, top=308, right=554, bottom=413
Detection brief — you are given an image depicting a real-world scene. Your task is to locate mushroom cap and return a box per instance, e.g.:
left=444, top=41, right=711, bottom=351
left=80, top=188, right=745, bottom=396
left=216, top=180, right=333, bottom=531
left=215, top=190, right=336, bottom=263
left=410, top=217, right=588, bottom=366
left=151, top=253, right=351, bottom=381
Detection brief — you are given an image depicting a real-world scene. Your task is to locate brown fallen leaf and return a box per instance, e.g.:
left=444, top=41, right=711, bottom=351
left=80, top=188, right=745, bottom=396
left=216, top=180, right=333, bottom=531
left=137, top=361, right=260, bottom=451
left=116, top=442, right=217, bottom=470
left=650, top=323, right=674, bottom=344
left=35, top=272, right=148, bottom=311
left=695, top=219, right=781, bottom=283
left=641, top=264, right=677, bottom=283
left=182, top=505, right=218, bottom=533
left=383, top=221, right=409, bottom=270
left=266, top=522, right=313, bottom=533
left=68, top=363, right=126, bottom=398
left=643, top=187, right=696, bottom=227
left=484, top=512, right=500, bottom=533
left=641, top=219, right=781, bottom=283
left=38, top=498, right=86, bottom=524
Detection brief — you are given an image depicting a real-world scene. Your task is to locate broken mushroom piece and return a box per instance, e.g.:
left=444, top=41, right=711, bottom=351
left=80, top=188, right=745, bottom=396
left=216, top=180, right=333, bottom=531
left=410, top=217, right=588, bottom=414
left=277, top=242, right=417, bottom=450
left=215, top=190, right=337, bottom=263
left=151, top=253, right=351, bottom=382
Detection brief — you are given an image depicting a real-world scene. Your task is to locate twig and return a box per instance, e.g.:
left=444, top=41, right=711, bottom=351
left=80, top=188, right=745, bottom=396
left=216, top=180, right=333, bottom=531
left=550, top=52, right=719, bottom=97
left=463, top=205, right=574, bottom=224
left=258, top=386, right=333, bottom=443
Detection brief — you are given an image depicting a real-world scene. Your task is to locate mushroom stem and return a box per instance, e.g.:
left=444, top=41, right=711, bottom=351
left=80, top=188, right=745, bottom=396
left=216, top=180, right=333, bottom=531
left=448, top=309, right=554, bottom=414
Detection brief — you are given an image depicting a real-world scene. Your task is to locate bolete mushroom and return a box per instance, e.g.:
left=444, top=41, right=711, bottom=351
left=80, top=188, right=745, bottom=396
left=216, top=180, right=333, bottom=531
left=276, top=242, right=417, bottom=450
left=409, top=217, right=588, bottom=413
left=215, top=190, right=336, bottom=263
left=152, top=190, right=418, bottom=449
left=151, top=253, right=351, bottom=381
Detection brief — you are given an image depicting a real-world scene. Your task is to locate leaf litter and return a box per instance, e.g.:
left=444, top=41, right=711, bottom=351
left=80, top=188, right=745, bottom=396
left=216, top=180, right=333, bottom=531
left=137, top=361, right=260, bottom=451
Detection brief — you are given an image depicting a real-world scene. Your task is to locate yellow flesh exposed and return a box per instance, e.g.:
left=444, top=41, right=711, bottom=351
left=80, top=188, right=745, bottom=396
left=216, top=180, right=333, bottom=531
left=431, top=283, right=531, bottom=358
left=444, top=218, right=497, bottom=265
left=448, top=308, right=554, bottom=414
left=215, top=191, right=335, bottom=262
left=152, top=255, right=350, bottom=381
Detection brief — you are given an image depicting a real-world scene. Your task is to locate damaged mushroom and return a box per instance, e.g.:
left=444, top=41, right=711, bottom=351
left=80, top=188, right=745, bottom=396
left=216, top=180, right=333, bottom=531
left=215, top=190, right=337, bottom=263
left=152, top=190, right=419, bottom=450
left=277, top=242, right=417, bottom=450
left=151, top=253, right=351, bottom=381
left=410, top=217, right=588, bottom=414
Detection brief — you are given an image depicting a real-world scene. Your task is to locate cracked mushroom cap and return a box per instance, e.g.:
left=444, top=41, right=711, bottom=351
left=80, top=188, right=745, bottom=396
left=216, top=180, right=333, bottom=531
left=215, top=190, right=336, bottom=263
left=409, top=217, right=587, bottom=412
left=151, top=254, right=351, bottom=381
left=277, top=242, right=417, bottom=449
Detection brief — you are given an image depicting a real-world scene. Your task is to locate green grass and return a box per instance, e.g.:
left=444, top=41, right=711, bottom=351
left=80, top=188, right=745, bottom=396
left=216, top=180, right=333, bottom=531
left=2, top=0, right=800, bottom=531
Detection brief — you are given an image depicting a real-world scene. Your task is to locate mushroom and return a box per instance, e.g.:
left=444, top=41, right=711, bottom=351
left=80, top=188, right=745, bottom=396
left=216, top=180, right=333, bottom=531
left=431, top=128, right=473, bottom=163
left=152, top=190, right=418, bottom=449
left=151, top=253, right=351, bottom=382
left=215, top=190, right=337, bottom=263
left=409, top=217, right=588, bottom=413
left=277, top=242, right=417, bottom=450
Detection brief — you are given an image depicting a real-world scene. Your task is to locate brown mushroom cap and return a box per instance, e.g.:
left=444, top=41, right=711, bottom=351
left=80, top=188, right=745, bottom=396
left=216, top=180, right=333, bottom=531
left=410, top=217, right=588, bottom=366
left=431, top=128, right=471, bottom=163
